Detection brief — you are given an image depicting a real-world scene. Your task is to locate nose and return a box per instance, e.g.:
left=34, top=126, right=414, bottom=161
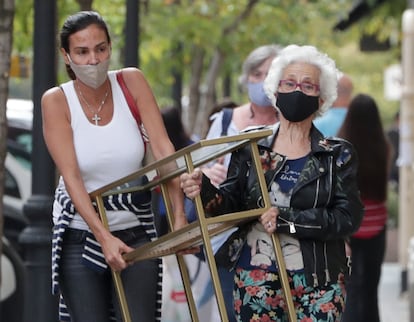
left=88, top=52, right=99, bottom=65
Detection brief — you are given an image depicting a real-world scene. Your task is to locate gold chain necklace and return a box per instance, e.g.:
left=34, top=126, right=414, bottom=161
left=76, top=81, right=109, bottom=125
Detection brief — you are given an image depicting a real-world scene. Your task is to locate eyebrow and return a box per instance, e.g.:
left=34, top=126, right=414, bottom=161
left=284, top=74, right=316, bottom=82
left=73, top=41, right=108, bottom=51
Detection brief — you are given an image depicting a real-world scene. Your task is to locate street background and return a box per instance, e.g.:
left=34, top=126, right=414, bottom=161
left=380, top=227, right=409, bottom=322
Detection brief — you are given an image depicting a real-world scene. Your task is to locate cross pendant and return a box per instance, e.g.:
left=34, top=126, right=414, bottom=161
left=92, top=114, right=101, bottom=125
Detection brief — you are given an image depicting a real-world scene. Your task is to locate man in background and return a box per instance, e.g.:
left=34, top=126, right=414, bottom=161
left=314, top=73, right=354, bottom=136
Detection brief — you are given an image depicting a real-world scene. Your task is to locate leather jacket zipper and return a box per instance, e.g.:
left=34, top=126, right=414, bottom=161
left=277, top=216, right=322, bottom=233
left=312, top=242, right=319, bottom=287
left=324, top=242, right=331, bottom=285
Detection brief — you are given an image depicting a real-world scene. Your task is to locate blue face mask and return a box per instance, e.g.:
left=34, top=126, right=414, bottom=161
left=247, top=81, right=273, bottom=107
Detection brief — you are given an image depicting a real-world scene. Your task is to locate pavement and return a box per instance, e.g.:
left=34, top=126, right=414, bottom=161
left=379, top=227, right=410, bottom=322
left=379, top=262, right=409, bottom=322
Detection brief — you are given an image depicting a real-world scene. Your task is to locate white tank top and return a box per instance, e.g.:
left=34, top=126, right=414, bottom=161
left=53, top=71, right=146, bottom=231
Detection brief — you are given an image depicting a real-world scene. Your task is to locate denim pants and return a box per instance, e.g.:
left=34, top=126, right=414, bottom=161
left=58, top=226, right=160, bottom=322
left=342, top=228, right=386, bottom=322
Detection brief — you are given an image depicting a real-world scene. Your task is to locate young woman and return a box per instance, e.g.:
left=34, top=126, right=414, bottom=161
left=42, top=11, right=188, bottom=322
left=338, top=94, right=391, bottom=322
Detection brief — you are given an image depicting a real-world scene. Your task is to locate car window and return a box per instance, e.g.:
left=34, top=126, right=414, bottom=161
left=4, top=168, right=21, bottom=199
left=7, top=99, right=33, bottom=170
left=8, top=136, right=31, bottom=170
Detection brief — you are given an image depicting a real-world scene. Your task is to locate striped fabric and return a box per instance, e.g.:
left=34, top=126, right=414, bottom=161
left=52, top=182, right=163, bottom=321
left=352, top=199, right=388, bottom=239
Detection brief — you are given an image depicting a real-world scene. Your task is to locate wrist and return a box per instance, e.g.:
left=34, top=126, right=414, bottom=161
left=174, top=212, right=186, bottom=219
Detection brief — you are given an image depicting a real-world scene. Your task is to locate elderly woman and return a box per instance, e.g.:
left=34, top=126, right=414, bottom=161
left=180, top=44, right=363, bottom=321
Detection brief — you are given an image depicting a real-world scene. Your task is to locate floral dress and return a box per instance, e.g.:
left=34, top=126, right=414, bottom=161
left=233, top=156, right=346, bottom=322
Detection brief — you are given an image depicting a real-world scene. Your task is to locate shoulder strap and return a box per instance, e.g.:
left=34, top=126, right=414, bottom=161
left=116, top=70, right=149, bottom=148
left=116, top=70, right=142, bottom=124
left=221, top=108, right=233, bottom=136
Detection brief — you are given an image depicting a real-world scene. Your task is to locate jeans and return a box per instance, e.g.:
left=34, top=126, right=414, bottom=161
left=196, top=264, right=236, bottom=322
left=59, top=226, right=160, bottom=322
left=342, top=228, right=386, bottom=322
left=219, top=266, right=236, bottom=322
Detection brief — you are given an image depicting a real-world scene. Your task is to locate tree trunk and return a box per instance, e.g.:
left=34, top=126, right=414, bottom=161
left=186, top=45, right=204, bottom=135
left=194, top=49, right=225, bottom=138
left=0, top=0, right=16, bottom=285
left=76, top=0, right=93, bottom=10
left=187, top=0, right=259, bottom=139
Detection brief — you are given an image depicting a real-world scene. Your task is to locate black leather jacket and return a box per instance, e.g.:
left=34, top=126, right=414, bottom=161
left=200, top=125, right=364, bottom=287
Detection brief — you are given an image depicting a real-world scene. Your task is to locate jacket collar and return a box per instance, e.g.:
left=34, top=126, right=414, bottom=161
left=262, top=122, right=333, bottom=154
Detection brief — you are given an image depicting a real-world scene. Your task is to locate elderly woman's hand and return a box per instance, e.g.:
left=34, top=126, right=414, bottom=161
left=259, top=207, right=279, bottom=234
left=202, top=158, right=227, bottom=187
left=180, top=168, right=202, bottom=199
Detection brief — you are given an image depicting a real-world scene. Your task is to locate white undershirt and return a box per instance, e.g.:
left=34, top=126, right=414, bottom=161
left=52, top=71, right=146, bottom=231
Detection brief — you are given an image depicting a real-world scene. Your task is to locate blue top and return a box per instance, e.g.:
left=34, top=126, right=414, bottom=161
left=237, top=155, right=308, bottom=272
left=313, top=107, right=347, bottom=137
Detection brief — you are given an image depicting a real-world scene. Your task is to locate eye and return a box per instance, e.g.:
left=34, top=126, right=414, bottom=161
left=285, top=80, right=296, bottom=88
left=302, top=83, right=314, bottom=91
left=77, top=48, right=88, bottom=56
left=97, top=44, right=108, bottom=53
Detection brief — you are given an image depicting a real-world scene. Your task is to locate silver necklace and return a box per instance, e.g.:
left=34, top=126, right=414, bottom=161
left=76, top=81, right=109, bottom=125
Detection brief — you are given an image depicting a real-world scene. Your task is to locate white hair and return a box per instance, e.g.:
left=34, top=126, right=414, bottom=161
left=263, top=44, right=339, bottom=117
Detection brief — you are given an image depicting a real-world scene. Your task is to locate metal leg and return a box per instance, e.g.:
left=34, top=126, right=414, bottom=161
left=95, top=196, right=132, bottom=322
left=250, top=142, right=297, bottom=322
left=160, top=183, right=200, bottom=322
left=184, top=153, right=230, bottom=322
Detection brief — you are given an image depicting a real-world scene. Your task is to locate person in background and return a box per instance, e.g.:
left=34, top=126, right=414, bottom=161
left=200, top=44, right=282, bottom=321
left=203, top=44, right=282, bottom=186
left=386, top=110, right=400, bottom=190
left=42, top=11, right=188, bottom=322
left=181, top=44, right=363, bottom=321
left=313, top=73, right=354, bottom=137
left=338, top=94, right=391, bottom=322
left=154, top=106, right=196, bottom=236
left=206, top=97, right=239, bottom=130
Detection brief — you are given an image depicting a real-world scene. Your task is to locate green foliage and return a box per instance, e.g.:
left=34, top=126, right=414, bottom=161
left=13, top=0, right=34, bottom=53
left=9, top=0, right=404, bottom=127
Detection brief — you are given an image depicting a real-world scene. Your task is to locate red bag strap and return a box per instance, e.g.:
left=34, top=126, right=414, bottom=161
left=116, top=70, right=149, bottom=148
left=116, top=70, right=142, bottom=124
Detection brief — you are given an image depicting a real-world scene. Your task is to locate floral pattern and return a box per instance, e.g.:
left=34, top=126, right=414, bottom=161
left=233, top=268, right=345, bottom=322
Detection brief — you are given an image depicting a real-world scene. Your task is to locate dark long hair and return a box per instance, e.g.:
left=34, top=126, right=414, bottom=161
left=337, top=93, right=390, bottom=201
left=60, top=11, right=111, bottom=80
left=161, top=106, right=192, bottom=151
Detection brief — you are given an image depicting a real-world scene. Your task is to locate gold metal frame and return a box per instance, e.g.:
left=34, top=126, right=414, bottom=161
left=89, top=129, right=297, bottom=322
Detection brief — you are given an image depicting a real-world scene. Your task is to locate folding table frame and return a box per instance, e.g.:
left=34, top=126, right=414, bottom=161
left=89, top=129, right=297, bottom=322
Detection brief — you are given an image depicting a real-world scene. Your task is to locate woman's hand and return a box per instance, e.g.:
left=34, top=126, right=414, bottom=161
left=259, top=207, right=279, bottom=234
left=99, top=232, right=134, bottom=272
left=180, top=168, right=202, bottom=199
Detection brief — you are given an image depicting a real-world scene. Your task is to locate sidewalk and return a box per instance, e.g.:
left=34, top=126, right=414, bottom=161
left=379, top=262, right=409, bottom=322
left=379, top=227, right=410, bottom=322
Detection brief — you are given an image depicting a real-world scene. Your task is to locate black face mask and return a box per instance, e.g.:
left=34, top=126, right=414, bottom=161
left=276, top=91, right=319, bottom=122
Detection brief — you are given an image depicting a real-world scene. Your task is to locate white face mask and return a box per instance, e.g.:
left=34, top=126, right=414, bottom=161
left=67, top=55, right=110, bottom=89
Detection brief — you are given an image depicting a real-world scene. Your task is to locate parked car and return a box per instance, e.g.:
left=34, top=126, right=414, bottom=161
left=3, top=98, right=32, bottom=251
left=1, top=98, right=32, bottom=322
left=6, top=98, right=32, bottom=169
left=3, top=153, right=31, bottom=252
left=0, top=237, right=25, bottom=322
